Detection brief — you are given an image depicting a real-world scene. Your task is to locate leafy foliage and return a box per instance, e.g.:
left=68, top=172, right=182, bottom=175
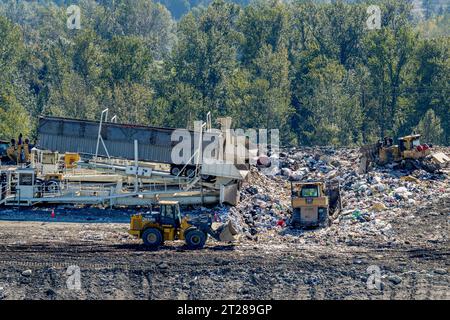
left=0, top=0, right=448, bottom=146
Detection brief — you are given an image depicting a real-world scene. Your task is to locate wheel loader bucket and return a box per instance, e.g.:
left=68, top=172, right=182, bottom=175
left=217, top=220, right=238, bottom=242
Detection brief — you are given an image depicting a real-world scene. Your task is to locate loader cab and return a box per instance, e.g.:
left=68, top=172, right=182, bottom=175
left=158, top=201, right=182, bottom=227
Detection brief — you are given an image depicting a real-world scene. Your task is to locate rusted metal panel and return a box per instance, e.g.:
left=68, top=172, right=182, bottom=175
left=37, top=116, right=219, bottom=165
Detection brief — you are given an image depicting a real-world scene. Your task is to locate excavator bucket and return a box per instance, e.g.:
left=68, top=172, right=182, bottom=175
left=215, top=220, right=239, bottom=242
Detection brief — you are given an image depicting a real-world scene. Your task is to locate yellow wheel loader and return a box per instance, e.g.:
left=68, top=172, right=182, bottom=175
left=290, top=181, right=341, bottom=228
left=129, top=201, right=238, bottom=249
left=360, top=134, right=449, bottom=174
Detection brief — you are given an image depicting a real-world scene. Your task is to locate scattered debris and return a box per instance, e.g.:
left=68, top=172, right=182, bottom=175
left=434, top=268, right=448, bottom=275
left=21, top=270, right=32, bottom=277
left=0, top=146, right=448, bottom=300
left=158, top=262, right=169, bottom=270
left=387, top=275, right=403, bottom=285
left=199, top=146, right=449, bottom=247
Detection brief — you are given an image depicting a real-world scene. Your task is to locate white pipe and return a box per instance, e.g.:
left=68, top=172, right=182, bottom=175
left=95, top=108, right=109, bottom=160
left=134, top=139, right=138, bottom=193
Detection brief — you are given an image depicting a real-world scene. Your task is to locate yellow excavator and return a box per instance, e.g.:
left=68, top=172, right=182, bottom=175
left=129, top=201, right=238, bottom=249
left=360, top=134, right=449, bottom=173
left=290, top=181, right=341, bottom=228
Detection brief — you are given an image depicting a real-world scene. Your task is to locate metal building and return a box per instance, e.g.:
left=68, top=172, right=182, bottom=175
left=37, top=116, right=220, bottom=165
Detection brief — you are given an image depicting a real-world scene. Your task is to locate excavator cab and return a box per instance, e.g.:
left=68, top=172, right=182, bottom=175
left=129, top=201, right=238, bottom=249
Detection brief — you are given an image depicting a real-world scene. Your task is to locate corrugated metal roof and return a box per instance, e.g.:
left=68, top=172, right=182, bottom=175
left=37, top=116, right=220, bottom=165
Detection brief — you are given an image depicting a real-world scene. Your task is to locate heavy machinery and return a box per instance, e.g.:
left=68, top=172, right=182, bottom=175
left=290, top=181, right=341, bottom=228
left=128, top=201, right=238, bottom=249
left=37, top=115, right=249, bottom=180
left=360, top=134, right=449, bottom=173
left=0, top=135, right=33, bottom=165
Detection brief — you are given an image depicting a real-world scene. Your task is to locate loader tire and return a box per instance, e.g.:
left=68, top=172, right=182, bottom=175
left=185, top=230, right=207, bottom=249
left=142, top=228, right=163, bottom=248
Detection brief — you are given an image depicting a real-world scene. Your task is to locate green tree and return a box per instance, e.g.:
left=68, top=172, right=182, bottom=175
left=0, top=15, right=23, bottom=83
left=406, top=38, right=449, bottom=143
left=238, top=0, right=289, bottom=66
left=169, top=0, right=242, bottom=118
left=0, top=92, right=30, bottom=140
left=364, top=26, right=416, bottom=138
left=0, top=15, right=31, bottom=139
left=103, top=36, right=153, bottom=85
left=416, top=109, right=444, bottom=144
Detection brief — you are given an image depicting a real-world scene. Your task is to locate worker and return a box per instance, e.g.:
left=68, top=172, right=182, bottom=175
left=6, top=139, right=17, bottom=163
left=23, top=138, right=31, bottom=163
left=17, top=133, right=24, bottom=163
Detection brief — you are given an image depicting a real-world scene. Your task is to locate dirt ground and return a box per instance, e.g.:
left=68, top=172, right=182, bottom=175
left=0, top=195, right=448, bottom=300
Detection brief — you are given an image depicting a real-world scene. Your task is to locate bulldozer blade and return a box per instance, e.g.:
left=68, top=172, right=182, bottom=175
left=359, top=143, right=380, bottom=173
left=326, top=181, right=342, bottom=217
left=218, top=221, right=238, bottom=242
left=430, top=152, right=450, bottom=165
left=359, top=143, right=379, bottom=161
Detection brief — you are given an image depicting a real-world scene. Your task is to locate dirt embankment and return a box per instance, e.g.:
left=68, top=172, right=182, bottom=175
left=0, top=209, right=448, bottom=300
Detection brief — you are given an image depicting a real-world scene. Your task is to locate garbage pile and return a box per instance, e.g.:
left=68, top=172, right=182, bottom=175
left=205, top=146, right=450, bottom=244
left=225, top=168, right=291, bottom=240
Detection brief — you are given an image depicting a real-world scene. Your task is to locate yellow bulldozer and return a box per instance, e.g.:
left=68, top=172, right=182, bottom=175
left=129, top=201, right=238, bottom=249
left=290, top=181, right=341, bottom=228
left=359, top=134, right=449, bottom=173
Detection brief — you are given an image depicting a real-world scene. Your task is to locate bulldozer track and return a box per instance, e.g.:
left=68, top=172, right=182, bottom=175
left=0, top=235, right=447, bottom=299
left=0, top=259, right=131, bottom=270
left=0, top=243, right=447, bottom=272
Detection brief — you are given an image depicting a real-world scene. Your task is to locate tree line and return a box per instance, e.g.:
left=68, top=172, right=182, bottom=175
left=0, top=0, right=448, bottom=146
